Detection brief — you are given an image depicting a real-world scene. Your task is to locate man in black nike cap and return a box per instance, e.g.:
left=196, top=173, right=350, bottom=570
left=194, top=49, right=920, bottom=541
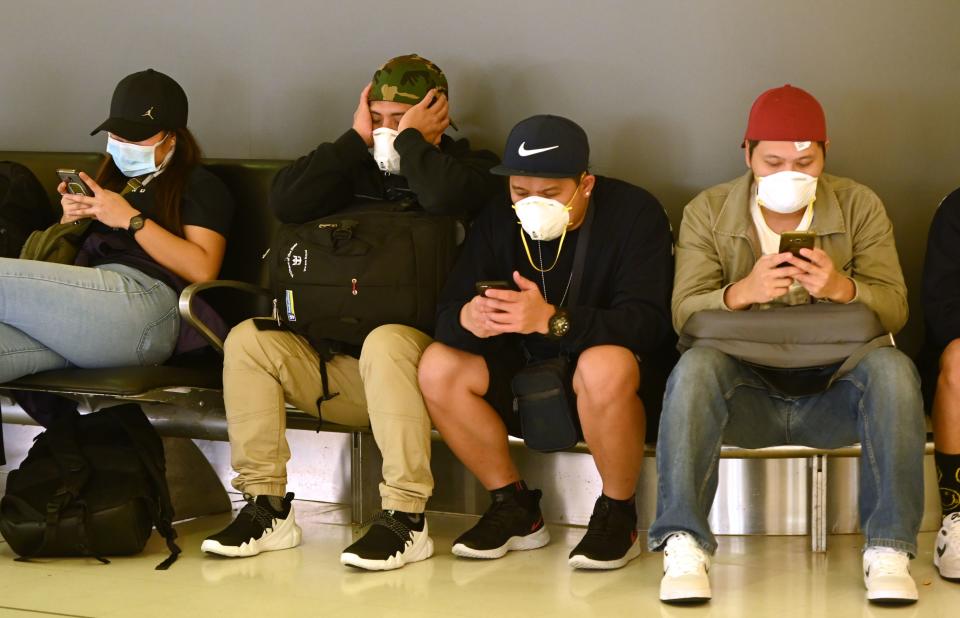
left=418, top=114, right=674, bottom=569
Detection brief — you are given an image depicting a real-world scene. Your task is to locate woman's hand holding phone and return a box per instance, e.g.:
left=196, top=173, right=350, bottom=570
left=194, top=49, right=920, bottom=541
left=59, top=171, right=140, bottom=229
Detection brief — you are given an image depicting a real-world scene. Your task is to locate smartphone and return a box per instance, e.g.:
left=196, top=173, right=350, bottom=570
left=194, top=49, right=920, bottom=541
left=475, top=280, right=514, bottom=297
left=778, top=231, right=815, bottom=261
left=56, top=168, right=92, bottom=196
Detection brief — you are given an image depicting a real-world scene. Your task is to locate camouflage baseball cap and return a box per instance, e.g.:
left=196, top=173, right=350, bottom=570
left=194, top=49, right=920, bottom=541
left=369, top=54, right=449, bottom=105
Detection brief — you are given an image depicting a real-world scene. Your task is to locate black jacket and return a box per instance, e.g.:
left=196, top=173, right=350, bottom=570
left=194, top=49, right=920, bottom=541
left=435, top=176, right=674, bottom=358
left=923, top=188, right=960, bottom=351
left=270, top=128, right=500, bottom=223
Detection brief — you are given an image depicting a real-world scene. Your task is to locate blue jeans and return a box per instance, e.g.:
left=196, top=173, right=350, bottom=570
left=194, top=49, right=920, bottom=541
left=0, top=258, right=179, bottom=383
left=649, top=346, right=926, bottom=557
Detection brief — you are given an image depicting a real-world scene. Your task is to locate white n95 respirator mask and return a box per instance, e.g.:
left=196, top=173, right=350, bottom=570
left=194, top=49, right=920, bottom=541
left=371, top=127, right=401, bottom=174
left=756, top=170, right=818, bottom=214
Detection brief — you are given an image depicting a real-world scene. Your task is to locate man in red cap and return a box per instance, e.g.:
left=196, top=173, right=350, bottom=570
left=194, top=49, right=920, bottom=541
left=649, top=85, right=926, bottom=605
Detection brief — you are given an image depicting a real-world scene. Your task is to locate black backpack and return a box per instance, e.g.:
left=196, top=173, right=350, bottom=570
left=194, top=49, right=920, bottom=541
left=0, top=404, right=181, bottom=569
left=0, top=161, right=56, bottom=258
left=269, top=200, right=460, bottom=350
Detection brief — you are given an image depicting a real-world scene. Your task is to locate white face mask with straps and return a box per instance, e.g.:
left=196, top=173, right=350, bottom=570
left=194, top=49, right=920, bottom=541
left=371, top=128, right=401, bottom=174
left=756, top=170, right=818, bottom=214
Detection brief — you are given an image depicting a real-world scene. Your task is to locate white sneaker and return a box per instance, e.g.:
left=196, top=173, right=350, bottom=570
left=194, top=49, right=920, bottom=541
left=935, top=512, right=960, bottom=582
left=659, top=532, right=711, bottom=604
left=863, top=546, right=918, bottom=604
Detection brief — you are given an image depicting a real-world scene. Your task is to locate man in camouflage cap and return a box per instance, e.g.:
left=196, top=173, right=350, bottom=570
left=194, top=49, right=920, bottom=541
left=203, top=54, right=501, bottom=570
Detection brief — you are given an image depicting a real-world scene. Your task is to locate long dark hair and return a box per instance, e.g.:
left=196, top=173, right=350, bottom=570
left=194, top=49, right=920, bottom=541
left=95, top=127, right=202, bottom=236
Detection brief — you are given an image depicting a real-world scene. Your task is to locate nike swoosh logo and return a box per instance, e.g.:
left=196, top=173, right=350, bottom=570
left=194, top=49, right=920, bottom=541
left=518, top=142, right=559, bottom=157
left=938, top=544, right=947, bottom=558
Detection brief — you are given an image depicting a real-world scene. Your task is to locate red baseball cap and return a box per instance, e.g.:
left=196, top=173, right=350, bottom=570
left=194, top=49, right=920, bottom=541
left=742, top=84, right=826, bottom=147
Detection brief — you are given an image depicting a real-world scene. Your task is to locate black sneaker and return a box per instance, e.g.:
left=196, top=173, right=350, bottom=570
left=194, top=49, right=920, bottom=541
left=568, top=494, right=641, bottom=570
left=340, top=510, right=434, bottom=571
left=452, top=488, right=550, bottom=559
left=201, top=492, right=301, bottom=558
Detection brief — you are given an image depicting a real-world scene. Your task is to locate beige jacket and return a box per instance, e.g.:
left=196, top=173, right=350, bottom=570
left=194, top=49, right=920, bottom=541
left=672, top=170, right=908, bottom=334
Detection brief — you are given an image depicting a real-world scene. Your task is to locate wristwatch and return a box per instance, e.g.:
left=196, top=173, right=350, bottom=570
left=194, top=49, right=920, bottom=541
left=127, top=214, right=146, bottom=236
left=547, top=309, right=571, bottom=339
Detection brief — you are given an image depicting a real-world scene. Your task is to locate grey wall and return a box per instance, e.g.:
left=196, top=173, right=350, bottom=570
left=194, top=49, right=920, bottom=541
left=2, top=0, right=959, bottom=352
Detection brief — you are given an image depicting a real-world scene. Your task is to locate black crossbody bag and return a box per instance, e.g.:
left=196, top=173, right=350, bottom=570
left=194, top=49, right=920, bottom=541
left=511, top=201, right=595, bottom=452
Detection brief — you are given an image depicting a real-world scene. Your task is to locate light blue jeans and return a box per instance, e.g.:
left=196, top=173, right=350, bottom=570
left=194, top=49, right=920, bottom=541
left=0, top=258, right=179, bottom=383
left=649, top=346, right=926, bottom=557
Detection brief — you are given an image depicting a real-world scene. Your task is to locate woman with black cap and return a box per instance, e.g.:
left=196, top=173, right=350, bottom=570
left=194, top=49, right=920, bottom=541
left=0, top=68, right=234, bottom=383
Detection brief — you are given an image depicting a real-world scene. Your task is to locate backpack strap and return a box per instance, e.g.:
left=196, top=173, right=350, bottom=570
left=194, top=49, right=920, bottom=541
left=104, top=405, right=182, bottom=570
left=313, top=341, right=341, bottom=431
left=565, top=197, right=596, bottom=308
left=15, top=413, right=109, bottom=564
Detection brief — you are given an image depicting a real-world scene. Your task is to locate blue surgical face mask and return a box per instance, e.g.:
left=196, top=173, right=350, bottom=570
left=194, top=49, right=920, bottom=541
left=107, top=133, right=171, bottom=178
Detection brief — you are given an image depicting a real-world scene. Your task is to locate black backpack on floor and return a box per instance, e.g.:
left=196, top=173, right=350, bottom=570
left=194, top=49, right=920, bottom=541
left=270, top=200, right=460, bottom=350
left=0, top=404, right=181, bottom=569
left=0, top=161, right=56, bottom=258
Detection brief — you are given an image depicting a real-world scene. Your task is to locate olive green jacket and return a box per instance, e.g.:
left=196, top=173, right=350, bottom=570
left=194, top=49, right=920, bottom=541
left=672, top=170, right=908, bottom=335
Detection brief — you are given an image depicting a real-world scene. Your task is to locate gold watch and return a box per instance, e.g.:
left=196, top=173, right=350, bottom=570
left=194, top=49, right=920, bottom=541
left=548, top=309, right=571, bottom=339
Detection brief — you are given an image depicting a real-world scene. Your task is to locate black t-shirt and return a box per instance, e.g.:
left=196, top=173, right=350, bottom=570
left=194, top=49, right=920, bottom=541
left=91, top=166, right=234, bottom=237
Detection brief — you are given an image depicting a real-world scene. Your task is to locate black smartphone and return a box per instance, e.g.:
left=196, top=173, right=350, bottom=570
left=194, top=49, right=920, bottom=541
left=475, top=280, right=513, bottom=297
left=56, top=168, right=92, bottom=196
left=778, top=231, right=815, bottom=261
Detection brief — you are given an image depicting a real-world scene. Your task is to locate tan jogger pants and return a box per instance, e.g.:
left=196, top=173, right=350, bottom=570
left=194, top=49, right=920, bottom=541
left=222, top=319, right=434, bottom=512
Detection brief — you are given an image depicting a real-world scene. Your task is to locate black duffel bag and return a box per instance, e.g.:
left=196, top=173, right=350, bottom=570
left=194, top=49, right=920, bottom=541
left=0, top=404, right=180, bottom=569
left=270, top=200, right=460, bottom=349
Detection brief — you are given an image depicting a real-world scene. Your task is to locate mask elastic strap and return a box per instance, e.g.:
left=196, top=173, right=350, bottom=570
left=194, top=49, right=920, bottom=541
left=519, top=225, right=568, bottom=273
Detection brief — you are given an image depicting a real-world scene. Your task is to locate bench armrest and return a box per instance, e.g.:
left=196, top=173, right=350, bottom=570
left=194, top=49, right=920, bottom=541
left=178, top=280, right=272, bottom=353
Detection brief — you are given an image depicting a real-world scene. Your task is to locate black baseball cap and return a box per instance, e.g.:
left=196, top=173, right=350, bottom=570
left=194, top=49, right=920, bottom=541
left=490, top=114, right=590, bottom=178
left=90, top=69, right=188, bottom=142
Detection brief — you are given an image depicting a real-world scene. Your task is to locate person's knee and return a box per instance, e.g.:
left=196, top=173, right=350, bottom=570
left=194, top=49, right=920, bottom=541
left=418, top=342, right=478, bottom=401
left=223, top=318, right=265, bottom=363
left=669, top=347, right=733, bottom=387
left=573, top=345, right=640, bottom=404
left=938, top=339, right=960, bottom=392
left=360, top=324, right=427, bottom=370
left=859, top=347, right=919, bottom=390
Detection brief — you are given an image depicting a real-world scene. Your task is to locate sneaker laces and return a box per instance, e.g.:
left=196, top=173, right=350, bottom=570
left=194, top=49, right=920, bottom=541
left=866, top=548, right=909, bottom=577
left=665, top=534, right=706, bottom=576
left=371, top=510, right=414, bottom=544
left=239, top=493, right=281, bottom=531
left=583, top=498, right=613, bottom=541
left=477, top=494, right=526, bottom=531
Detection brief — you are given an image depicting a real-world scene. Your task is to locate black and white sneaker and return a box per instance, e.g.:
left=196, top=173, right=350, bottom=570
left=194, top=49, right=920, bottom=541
left=568, top=494, right=641, bottom=570
left=935, top=512, right=960, bottom=582
left=201, top=493, right=301, bottom=558
left=452, top=488, right=550, bottom=559
left=340, top=510, right=434, bottom=571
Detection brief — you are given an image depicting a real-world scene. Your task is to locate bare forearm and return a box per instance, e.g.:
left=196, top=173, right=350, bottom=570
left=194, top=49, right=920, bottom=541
left=132, top=221, right=221, bottom=283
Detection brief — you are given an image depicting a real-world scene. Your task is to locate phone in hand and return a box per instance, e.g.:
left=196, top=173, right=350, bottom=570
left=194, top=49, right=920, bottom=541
left=56, top=168, right=92, bottom=196
left=778, top=231, right=815, bottom=263
left=475, top=280, right=514, bottom=297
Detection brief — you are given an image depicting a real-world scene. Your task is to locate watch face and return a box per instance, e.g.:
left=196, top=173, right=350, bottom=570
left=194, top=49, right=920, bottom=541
left=551, top=313, right=570, bottom=337
left=130, top=216, right=145, bottom=232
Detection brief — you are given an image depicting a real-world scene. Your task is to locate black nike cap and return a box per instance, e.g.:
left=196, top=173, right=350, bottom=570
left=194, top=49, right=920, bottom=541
left=490, top=114, right=589, bottom=178
left=90, top=69, right=188, bottom=142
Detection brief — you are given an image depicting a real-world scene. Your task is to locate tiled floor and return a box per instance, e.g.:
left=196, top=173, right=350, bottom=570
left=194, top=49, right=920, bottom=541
left=0, top=500, right=957, bottom=618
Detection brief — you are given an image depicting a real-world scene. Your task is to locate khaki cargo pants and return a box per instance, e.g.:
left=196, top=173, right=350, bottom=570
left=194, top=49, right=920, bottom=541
left=222, top=318, right=434, bottom=513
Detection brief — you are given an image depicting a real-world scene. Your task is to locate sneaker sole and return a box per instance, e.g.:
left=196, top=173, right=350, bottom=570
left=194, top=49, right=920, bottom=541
left=201, top=507, right=303, bottom=558
left=340, top=532, right=435, bottom=571
left=568, top=537, right=642, bottom=570
left=452, top=525, right=550, bottom=559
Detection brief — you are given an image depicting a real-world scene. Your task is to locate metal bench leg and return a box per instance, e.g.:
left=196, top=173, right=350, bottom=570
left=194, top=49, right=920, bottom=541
left=350, top=431, right=383, bottom=527
left=810, top=454, right=827, bottom=552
